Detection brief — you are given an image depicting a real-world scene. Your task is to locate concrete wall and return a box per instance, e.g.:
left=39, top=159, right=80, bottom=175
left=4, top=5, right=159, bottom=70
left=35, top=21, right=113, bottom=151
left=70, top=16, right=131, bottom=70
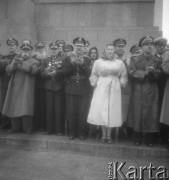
left=35, top=0, right=162, bottom=54
left=0, top=0, right=37, bottom=54
left=154, top=0, right=163, bottom=31
left=0, top=0, right=162, bottom=55
left=162, top=0, right=169, bottom=40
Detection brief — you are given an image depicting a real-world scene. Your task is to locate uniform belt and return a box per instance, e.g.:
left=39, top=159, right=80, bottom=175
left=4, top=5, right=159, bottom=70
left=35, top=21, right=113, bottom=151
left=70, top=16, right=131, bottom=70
left=70, top=75, right=86, bottom=80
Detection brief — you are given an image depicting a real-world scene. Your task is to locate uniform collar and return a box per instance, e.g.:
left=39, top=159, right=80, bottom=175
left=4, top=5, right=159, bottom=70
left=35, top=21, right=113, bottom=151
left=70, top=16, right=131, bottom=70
left=51, top=55, right=57, bottom=58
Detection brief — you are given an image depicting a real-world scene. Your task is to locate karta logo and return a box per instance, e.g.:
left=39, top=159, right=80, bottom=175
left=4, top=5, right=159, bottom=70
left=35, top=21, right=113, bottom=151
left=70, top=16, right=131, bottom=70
left=108, top=162, right=169, bottom=180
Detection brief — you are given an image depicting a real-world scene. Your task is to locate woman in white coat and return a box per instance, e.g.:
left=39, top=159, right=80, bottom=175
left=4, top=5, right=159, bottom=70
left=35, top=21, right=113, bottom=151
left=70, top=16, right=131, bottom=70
left=87, top=43, right=127, bottom=143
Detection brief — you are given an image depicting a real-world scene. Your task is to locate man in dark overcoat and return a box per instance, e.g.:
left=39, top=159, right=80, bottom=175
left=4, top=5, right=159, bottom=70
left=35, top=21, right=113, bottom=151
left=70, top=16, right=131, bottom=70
left=160, top=49, right=169, bottom=146
left=127, top=36, right=161, bottom=146
left=154, top=37, right=168, bottom=109
left=0, top=38, right=18, bottom=129
left=154, top=37, right=168, bottom=144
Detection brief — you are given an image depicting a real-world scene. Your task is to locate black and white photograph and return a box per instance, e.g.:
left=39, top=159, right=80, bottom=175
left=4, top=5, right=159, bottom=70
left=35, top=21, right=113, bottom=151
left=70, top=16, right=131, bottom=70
left=0, top=0, right=169, bottom=179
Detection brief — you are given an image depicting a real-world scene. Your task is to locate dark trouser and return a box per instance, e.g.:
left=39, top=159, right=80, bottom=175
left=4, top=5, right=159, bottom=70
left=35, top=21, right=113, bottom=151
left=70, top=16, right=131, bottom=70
left=66, top=93, right=89, bottom=137
left=46, top=90, right=64, bottom=134
left=145, top=133, right=154, bottom=145
left=134, top=132, right=154, bottom=144
left=0, top=86, right=11, bottom=129
left=12, top=116, right=33, bottom=133
left=88, top=124, right=101, bottom=138
left=34, top=88, right=46, bottom=131
left=0, top=115, right=11, bottom=129
left=160, top=124, right=169, bottom=144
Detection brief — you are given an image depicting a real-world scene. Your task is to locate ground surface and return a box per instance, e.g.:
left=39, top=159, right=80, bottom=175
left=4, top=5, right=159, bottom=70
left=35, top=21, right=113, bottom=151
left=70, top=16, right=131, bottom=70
left=0, top=130, right=168, bottom=180
left=0, top=147, right=168, bottom=180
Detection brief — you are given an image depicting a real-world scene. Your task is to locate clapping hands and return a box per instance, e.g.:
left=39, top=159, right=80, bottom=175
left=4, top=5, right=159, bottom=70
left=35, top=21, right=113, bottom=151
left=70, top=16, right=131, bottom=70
left=31, top=64, right=40, bottom=74
left=13, top=61, right=22, bottom=71
left=47, top=70, right=56, bottom=77
left=0, top=58, right=10, bottom=67
left=44, top=66, right=56, bottom=77
left=145, top=66, right=156, bottom=75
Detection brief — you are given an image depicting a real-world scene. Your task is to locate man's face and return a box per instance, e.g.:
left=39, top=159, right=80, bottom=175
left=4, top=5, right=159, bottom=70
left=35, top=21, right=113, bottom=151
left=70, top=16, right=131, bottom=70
left=58, top=43, right=64, bottom=53
left=132, top=50, right=142, bottom=57
left=65, top=49, right=73, bottom=56
left=36, top=48, right=47, bottom=60
left=83, top=44, right=90, bottom=54
left=155, top=44, right=166, bottom=55
left=106, top=45, right=114, bottom=58
left=74, top=44, right=84, bottom=54
left=115, top=44, right=125, bottom=56
left=8, top=44, right=17, bottom=53
left=22, top=49, right=32, bottom=58
left=51, top=48, right=59, bottom=55
left=89, top=49, right=97, bottom=60
left=142, top=43, right=154, bottom=55
left=36, top=47, right=45, bottom=54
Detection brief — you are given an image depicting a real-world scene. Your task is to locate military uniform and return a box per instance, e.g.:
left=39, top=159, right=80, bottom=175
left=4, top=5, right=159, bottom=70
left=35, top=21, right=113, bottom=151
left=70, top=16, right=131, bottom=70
left=0, top=38, right=19, bottom=128
left=63, top=54, right=91, bottom=139
left=113, top=38, right=130, bottom=125
left=56, top=40, right=66, bottom=57
left=0, top=54, right=17, bottom=109
left=3, top=40, right=39, bottom=133
left=160, top=51, right=169, bottom=126
left=42, top=42, right=65, bottom=134
left=127, top=36, right=161, bottom=146
left=154, top=54, right=167, bottom=109
left=33, top=42, right=47, bottom=131
left=154, top=37, right=168, bottom=144
left=154, top=38, right=168, bottom=110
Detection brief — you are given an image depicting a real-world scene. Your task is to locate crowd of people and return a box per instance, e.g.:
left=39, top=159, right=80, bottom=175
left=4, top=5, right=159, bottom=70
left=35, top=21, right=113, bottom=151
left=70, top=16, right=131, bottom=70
left=0, top=35, right=169, bottom=147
